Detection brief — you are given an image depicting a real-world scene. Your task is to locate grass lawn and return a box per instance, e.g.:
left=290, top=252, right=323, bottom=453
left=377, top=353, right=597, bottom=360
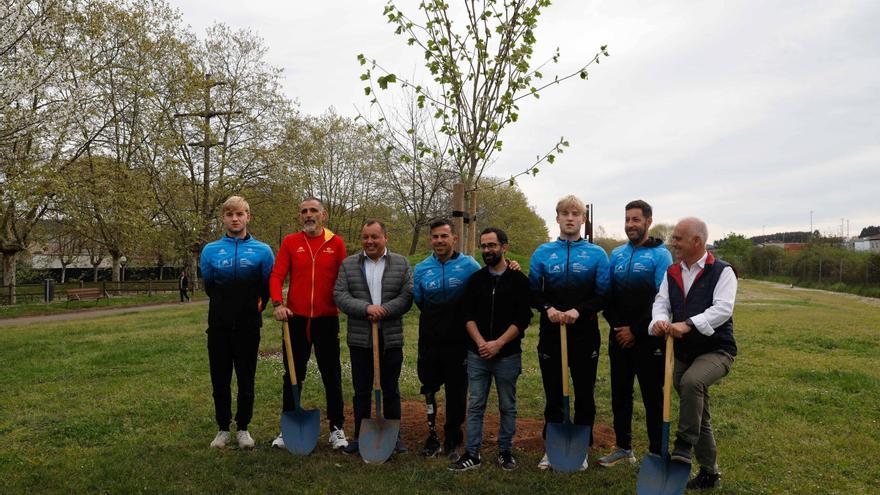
left=0, top=280, right=877, bottom=494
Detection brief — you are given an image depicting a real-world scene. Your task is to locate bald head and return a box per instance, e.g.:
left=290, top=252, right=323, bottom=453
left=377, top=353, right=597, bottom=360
left=678, top=217, right=708, bottom=245
left=671, top=217, right=709, bottom=266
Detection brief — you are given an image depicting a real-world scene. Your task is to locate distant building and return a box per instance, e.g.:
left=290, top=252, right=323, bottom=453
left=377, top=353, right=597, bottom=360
left=848, top=234, right=880, bottom=253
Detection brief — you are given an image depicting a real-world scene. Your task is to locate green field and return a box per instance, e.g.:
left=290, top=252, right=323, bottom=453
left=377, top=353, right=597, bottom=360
left=0, top=280, right=877, bottom=494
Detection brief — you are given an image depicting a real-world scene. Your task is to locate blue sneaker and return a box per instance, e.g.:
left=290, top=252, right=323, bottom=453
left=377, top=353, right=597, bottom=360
left=597, top=448, right=636, bottom=467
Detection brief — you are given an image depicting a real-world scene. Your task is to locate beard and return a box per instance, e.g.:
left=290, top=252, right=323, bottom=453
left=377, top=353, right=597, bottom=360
left=303, top=220, right=319, bottom=235
left=626, top=226, right=646, bottom=242
left=482, top=251, right=501, bottom=267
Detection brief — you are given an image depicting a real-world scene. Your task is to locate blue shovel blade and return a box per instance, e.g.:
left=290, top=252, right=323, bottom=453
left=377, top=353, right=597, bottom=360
left=280, top=408, right=320, bottom=455
left=636, top=453, right=691, bottom=495
left=359, top=418, right=400, bottom=464
left=545, top=422, right=591, bottom=472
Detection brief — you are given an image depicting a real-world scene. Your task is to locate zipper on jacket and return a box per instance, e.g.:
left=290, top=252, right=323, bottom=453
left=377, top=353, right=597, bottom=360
left=565, top=241, right=571, bottom=286
left=304, top=232, right=333, bottom=318
left=489, top=274, right=498, bottom=340
left=441, top=260, right=447, bottom=303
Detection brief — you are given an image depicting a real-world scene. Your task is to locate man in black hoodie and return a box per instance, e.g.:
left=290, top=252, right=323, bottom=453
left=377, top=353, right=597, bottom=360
left=448, top=227, right=532, bottom=472
left=598, top=200, right=672, bottom=467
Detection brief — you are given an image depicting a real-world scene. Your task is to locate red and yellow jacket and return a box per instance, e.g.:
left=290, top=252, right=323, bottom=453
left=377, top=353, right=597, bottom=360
left=270, top=229, right=346, bottom=318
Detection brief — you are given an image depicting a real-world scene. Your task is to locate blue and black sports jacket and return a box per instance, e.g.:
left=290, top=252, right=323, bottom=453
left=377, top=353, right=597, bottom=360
left=529, top=237, right=611, bottom=335
left=200, top=234, right=275, bottom=330
left=413, top=252, right=481, bottom=346
left=604, top=237, right=672, bottom=342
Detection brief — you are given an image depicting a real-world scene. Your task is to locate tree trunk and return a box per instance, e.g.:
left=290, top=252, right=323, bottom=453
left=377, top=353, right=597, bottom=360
left=111, top=255, right=121, bottom=282
left=93, top=264, right=100, bottom=282
left=190, top=251, right=200, bottom=290
left=2, top=252, right=18, bottom=305
left=61, top=264, right=68, bottom=284
left=408, top=224, right=421, bottom=255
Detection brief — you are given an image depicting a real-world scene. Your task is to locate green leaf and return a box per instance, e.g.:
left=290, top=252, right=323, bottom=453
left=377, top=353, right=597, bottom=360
left=364, top=86, right=371, bottom=95
left=360, top=72, right=370, bottom=81
left=547, top=154, right=555, bottom=164
left=357, top=53, right=366, bottom=65
left=579, top=70, right=588, bottom=80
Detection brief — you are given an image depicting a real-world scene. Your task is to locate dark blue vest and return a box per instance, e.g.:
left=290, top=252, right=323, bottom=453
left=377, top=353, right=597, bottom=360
left=667, top=252, right=737, bottom=363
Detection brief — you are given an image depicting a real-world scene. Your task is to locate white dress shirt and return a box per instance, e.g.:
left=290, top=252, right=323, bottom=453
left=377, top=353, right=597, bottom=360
left=649, top=251, right=737, bottom=336
left=363, top=249, right=387, bottom=306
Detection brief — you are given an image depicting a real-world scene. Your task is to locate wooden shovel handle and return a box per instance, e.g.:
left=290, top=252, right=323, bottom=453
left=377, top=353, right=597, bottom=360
left=282, top=320, right=298, bottom=387
left=560, top=323, right=569, bottom=397
left=371, top=321, right=381, bottom=391
left=662, top=335, right=674, bottom=422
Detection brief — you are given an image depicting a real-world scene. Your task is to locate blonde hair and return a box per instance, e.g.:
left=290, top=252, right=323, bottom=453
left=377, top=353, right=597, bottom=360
left=555, top=194, right=586, bottom=216
left=222, top=195, right=250, bottom=214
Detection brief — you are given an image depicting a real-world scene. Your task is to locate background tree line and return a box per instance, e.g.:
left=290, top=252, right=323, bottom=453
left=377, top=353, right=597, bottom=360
left=714, top=233, right=880, bottom=298
left=1, top=0, right=550, bottom=293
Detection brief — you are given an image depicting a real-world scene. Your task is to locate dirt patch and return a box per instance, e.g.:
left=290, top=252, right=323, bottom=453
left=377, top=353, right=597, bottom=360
left=259, top=347, right=281, bottom=358
left=347, top=400, right=615, bottom=453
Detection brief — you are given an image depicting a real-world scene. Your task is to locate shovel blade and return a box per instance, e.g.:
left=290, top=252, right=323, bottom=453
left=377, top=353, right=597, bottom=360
left=545, top=422, right=591, bottom=472
left=636, top=454, right=691, bottom=495
left=359, top=418, right=400, bottom=464
left=280, top=408, right=321, bottom=455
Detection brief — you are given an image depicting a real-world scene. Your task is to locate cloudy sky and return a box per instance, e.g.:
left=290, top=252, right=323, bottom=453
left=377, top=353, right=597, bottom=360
left=171, top=0, right=879, bottom=242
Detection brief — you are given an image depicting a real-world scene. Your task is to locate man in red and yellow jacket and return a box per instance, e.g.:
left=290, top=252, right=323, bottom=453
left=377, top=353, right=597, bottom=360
left=269, top=197, right=349, bottom=450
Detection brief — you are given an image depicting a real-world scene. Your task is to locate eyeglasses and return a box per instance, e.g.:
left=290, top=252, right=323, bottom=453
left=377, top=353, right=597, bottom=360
left=479, top=243, right=500, bottom=250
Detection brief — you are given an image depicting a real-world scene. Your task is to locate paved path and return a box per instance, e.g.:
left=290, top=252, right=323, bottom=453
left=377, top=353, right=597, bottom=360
left=0, top=300, right=207, bottom=327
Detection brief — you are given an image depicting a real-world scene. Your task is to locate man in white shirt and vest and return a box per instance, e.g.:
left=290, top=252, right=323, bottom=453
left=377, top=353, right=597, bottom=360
left=650, top=217, right=737, bottom=491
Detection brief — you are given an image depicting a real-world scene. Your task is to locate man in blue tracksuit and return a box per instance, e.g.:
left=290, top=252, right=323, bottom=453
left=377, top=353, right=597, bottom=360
left=530, top=194, right=611, bottom=471
left=200, top=196, right=275, bottom=450
left=413, top=218, right=481, bottom=460
left=598, top=200, right=673, bottom=467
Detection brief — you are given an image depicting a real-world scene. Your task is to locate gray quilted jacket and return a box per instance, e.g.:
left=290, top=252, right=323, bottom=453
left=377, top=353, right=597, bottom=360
left=334, top=251, right=413, bottom=350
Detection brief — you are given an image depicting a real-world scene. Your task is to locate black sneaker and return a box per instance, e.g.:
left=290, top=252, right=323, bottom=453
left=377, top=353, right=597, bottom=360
left=341, top=440, right=359, bottom=455
left=423, top=431, right=442, bottom=457
left=444, top=439, right=461, bottom=462
left=497, top=451, right=517, bottom=471
left=687, top=467, right=721, bottom=490
left=394, top=439, right=408, bottom=454
left=448, top=451, right=481, bottom=472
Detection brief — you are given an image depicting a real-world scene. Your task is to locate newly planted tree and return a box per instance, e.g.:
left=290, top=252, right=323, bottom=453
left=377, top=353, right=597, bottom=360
left=359, top=0, right=609, bottom=248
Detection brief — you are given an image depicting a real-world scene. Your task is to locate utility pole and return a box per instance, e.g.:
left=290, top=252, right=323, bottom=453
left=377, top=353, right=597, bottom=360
left=174, top=73, right=242, bottom=280
left=810, top=210, right=814, bottom=239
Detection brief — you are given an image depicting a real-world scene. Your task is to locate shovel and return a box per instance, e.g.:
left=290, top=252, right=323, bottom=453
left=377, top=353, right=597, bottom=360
left=359, top=321, right=400, bottom=464
left=545, top=323, right=591, bottom=472
left=636, top=335, right=690, bottom=494
left=279, top=320, right=320, bottom=455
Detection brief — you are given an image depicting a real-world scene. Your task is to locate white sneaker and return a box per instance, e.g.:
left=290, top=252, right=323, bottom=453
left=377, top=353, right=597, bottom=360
left=237, top=430, right=255, bottom=449
left=538, top=452, right=551, bottom=470
left=328, top=427, right=349, bottom=449
left=580, top=455, right=589, bottom=472
left=271, top=433, right=285, bottom=449
left=210, top=431, right=231, bottom=448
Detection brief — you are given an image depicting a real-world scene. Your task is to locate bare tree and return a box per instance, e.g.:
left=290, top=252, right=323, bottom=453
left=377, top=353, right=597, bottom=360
left=361, top=88, right=456, bottom=254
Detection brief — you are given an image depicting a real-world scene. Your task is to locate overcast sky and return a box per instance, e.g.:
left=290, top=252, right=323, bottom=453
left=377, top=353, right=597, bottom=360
left=171, top=0, right=879, bottom=242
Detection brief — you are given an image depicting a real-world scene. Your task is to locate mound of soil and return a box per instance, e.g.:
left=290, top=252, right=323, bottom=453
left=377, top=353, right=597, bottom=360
left=347, top=401, right=615, bottom=453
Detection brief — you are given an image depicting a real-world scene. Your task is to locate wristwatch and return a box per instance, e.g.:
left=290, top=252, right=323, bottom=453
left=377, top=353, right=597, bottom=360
left=272, top=301, right=282, bottom=308
left=685, top=318, right=696, bottom=330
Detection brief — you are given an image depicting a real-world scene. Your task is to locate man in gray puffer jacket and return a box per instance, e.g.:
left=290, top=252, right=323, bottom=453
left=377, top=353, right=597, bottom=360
left=334, top=219, right=413, bottom=455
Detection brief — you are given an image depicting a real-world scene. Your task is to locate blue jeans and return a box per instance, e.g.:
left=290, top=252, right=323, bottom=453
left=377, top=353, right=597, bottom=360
left=465, top=351, right=521, bottom=456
